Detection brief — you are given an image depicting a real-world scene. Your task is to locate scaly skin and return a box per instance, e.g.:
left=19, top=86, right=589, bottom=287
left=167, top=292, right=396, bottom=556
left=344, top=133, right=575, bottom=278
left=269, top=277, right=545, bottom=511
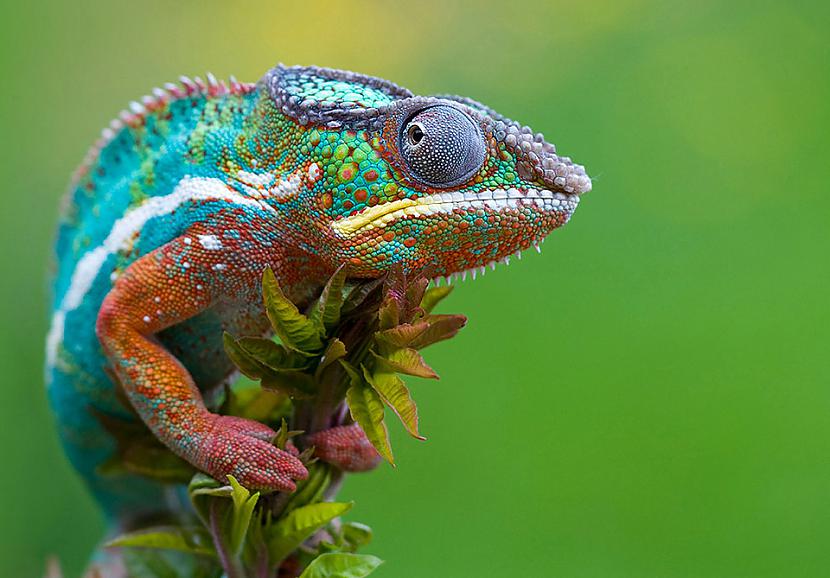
left=46, top=64, right=591, bottom=524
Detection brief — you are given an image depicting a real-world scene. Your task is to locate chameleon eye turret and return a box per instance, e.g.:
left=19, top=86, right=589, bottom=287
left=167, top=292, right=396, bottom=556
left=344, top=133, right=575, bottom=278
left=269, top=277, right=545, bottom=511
left=398, top=104, right=486, bottom=187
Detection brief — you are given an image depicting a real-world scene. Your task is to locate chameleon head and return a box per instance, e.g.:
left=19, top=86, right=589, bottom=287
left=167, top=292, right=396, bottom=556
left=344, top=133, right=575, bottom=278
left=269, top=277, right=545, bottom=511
left=266, top=65, right=591, bottom=279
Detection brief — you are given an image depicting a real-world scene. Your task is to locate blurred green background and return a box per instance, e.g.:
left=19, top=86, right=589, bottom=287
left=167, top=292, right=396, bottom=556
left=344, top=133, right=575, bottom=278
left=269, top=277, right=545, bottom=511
left=1, top=1, right=828, bottom=576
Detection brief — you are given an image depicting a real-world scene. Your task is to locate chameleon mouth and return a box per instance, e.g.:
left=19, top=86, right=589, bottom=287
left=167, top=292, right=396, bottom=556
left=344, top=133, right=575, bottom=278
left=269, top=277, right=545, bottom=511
left=331, top=188, right=579, bottom=237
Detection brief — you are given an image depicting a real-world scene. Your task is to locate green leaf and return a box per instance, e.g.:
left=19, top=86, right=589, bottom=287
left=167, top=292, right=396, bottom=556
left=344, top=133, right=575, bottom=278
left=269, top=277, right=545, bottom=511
left=243, top=509, right=269, bottom=574
left=122, top=549, right=181, bottom=578
left=227, top=476, right=259, bottom=557
left=299, top=553, right=383, bottom=578
left=225, top=387, right=289, bottom=422
left=237, top=337, right=309, bottom=370
left=262, top=267, right=324, bottom=354
left=403, top=276, right=429, bottom=321
left=282, top=462, right=333, bottom=515
left=114, top=440, right=196, bottom=484
left=374, top=322, right=430, bottom=352
left=362, top=364, right=425, bottom=440
left=316, top=540, right=342, bottom=555
left=378, top=295, right=400, bottom=330
left=316, top=338, right=347, bottom=378
left=273, top=418, right=304, bottom=451
left=188, top=474, right=232, bottom=522
left=409, top=314, right=467, bottom=350
left=267, top=502, right=353, bottom=564
left=339, top=359, right=363, bottom=384
left=261, top=370, right=317, bottom=399
left=223, top=332, right=270, bottom=380
left=374, top=348, right=438, bottom=379
left=313, top=264, right=349, bottom=331
left=188, top=474, right=231, bottom=496
left=344, top=362, right=394, bottom=464
left=105, top=526, right=215, bottom=557
left=341, top=277, right=384, bottom=315
left=420, top=285, right=454, bottom=314
left=340, top=522, right=373, bottom=552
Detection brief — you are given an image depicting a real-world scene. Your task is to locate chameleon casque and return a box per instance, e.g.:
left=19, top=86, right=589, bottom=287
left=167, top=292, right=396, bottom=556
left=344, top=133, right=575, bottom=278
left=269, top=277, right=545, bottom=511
left=46, top=63, right=591, bottom=557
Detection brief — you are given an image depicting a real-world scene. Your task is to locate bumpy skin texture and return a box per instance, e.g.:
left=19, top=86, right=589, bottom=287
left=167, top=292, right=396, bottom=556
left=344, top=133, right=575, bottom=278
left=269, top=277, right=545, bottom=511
left=306, top=423, right=382, bottom=472
left=46, top=65, right=590, bottom=522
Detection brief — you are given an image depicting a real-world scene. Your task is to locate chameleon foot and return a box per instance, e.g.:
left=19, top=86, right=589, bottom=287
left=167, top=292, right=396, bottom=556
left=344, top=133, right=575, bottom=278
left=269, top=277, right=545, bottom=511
left=306, top=423, right=381, bottom=472
left=199, top=415, right=308, bottom=491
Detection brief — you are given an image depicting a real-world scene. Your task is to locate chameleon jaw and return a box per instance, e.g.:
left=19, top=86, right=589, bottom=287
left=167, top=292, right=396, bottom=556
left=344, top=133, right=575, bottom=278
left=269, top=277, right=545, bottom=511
left=331, top=188, right=579, bottom=238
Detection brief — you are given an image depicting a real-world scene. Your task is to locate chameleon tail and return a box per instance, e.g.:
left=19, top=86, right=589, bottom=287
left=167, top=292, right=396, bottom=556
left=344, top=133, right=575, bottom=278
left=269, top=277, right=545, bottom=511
left=47, top=361, right=173, bottom=523
left=47, top=359, right=188, bottom=576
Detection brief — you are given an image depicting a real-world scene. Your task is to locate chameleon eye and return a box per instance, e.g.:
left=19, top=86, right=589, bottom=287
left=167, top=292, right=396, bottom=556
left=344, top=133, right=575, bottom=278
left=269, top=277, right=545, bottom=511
left=407, top=123, right=425, bottom=146
left=399, top=105, right=486, bottom=187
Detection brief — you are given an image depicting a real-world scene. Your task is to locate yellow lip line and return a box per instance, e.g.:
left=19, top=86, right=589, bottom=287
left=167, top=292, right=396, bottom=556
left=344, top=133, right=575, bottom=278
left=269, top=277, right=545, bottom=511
left=332, top=197, right=419, bottom=235
left=331, top=188, right=576, bottom=236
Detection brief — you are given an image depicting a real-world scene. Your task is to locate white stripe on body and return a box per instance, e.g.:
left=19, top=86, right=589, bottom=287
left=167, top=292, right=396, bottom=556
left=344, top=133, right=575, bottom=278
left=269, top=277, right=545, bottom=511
left=46, top=176, right=273, bottom=371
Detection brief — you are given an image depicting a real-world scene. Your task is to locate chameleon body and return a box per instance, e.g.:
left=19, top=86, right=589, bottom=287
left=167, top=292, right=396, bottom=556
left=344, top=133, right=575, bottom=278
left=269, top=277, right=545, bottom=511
left=46, top=64, right=591, bottom=534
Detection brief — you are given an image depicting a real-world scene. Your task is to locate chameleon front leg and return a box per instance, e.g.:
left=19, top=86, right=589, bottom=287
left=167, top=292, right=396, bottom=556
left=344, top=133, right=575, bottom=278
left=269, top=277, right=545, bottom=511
left=96, top=223, right=308, bottom=491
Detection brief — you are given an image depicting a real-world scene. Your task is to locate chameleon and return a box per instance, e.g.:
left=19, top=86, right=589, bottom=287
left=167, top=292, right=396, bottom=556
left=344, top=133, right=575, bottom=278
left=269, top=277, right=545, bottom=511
left=46, top=62, right=591, bottom=560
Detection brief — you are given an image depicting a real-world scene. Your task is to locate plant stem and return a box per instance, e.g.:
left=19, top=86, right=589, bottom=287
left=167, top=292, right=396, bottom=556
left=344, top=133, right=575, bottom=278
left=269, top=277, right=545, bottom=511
left=210, top=501, right=246, bottom=578
left=323, top=469, right=345, bottom=502
left=297, top=314, right=376, bottom=435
